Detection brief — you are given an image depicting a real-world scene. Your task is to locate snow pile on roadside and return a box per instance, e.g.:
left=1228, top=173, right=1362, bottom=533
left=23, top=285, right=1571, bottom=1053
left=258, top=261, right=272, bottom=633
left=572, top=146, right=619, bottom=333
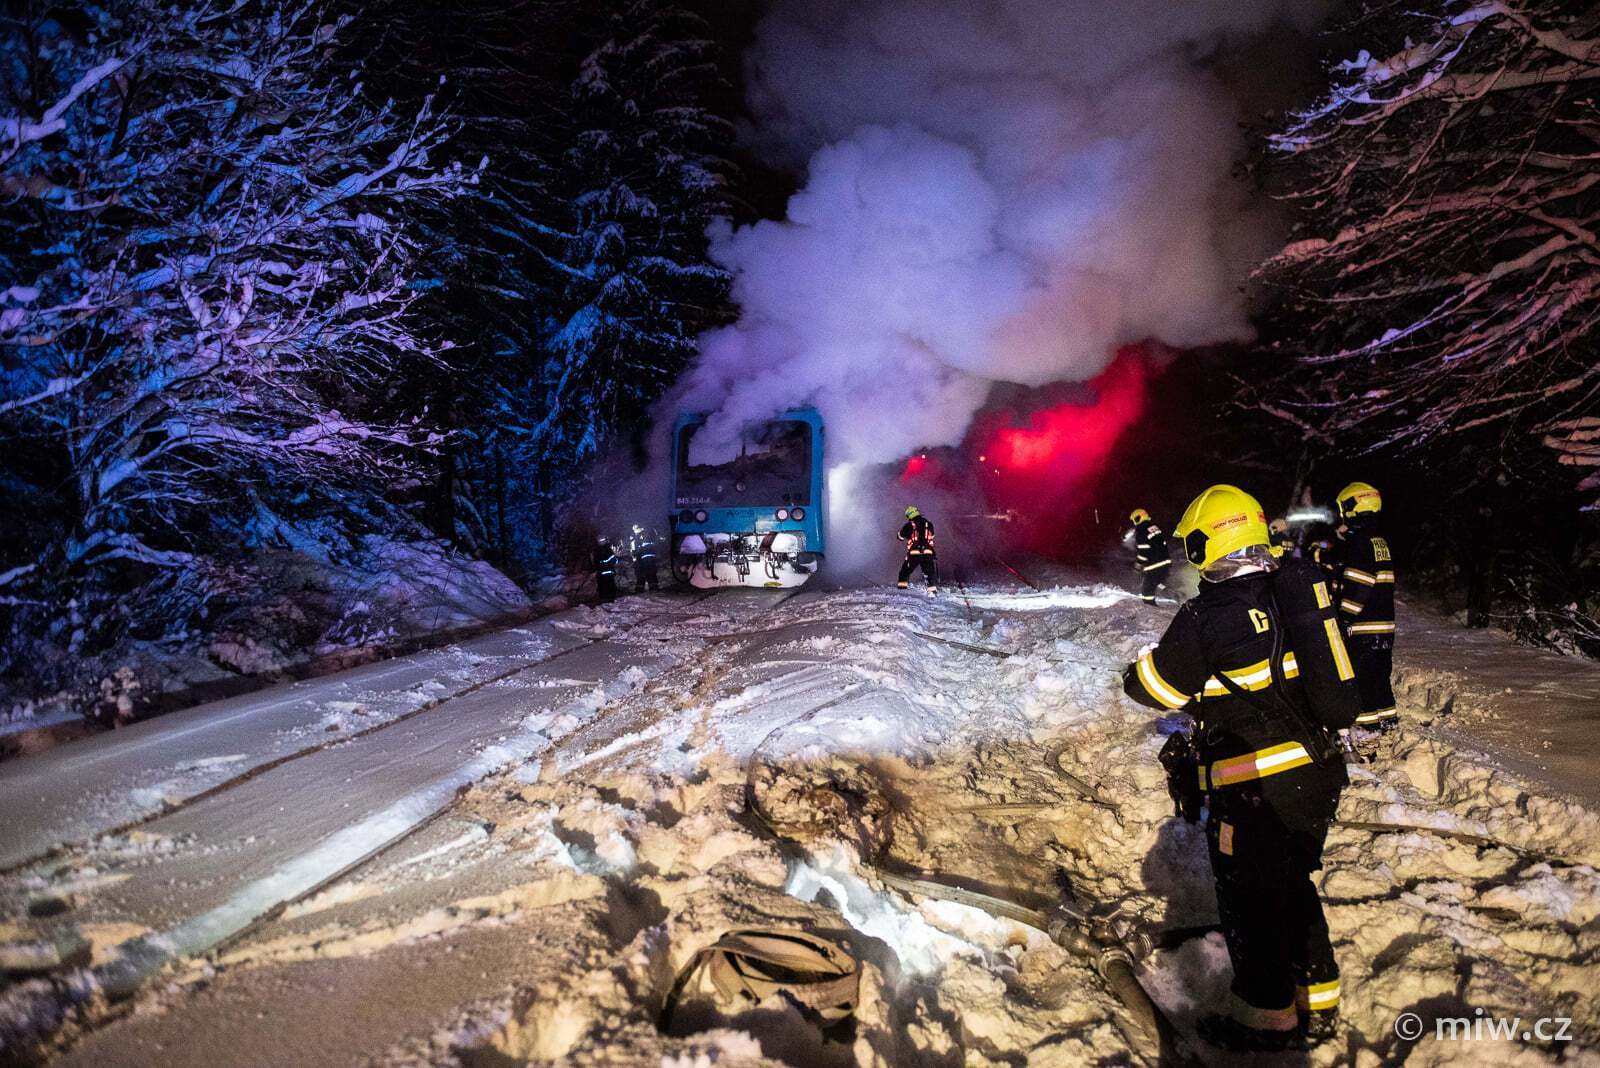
left=2, top=537, right=533, bottom=740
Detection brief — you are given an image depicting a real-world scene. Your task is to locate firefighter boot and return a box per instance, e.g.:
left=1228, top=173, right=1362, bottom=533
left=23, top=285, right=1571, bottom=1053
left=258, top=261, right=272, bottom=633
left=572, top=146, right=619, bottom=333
left=1300, top=1009, right=1340, bottom=1047
left=1197, top=1014, right=1303, bottom=1053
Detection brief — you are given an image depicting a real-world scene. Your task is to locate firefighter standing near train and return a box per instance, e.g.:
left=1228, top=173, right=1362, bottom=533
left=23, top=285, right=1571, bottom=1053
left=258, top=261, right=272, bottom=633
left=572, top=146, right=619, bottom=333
left=897, top=506, right=938, bottom=595
left=1122, top=484, right=1361, bottom=1051
left=1128, top=508, right=1171, bottom=604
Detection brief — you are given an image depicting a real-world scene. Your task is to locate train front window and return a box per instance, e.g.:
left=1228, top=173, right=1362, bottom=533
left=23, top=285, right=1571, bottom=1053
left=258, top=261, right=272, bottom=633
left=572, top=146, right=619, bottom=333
left=675, top=420, right=812, bottom=507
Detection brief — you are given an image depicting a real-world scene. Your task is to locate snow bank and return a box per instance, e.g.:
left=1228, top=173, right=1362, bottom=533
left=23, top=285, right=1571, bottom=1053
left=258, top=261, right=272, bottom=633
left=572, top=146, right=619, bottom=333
left=9, top=579, right=1599, bottom=1064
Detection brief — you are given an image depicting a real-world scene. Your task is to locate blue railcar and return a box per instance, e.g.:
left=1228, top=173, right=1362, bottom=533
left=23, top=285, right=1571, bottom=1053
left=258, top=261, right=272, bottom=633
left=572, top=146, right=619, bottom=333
left=669, top=408, right=825, bottom=588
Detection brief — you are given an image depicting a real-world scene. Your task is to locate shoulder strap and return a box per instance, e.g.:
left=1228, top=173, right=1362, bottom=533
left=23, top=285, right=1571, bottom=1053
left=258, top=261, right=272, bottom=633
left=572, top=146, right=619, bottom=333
left=1208, top=589, right=1334, bottom=765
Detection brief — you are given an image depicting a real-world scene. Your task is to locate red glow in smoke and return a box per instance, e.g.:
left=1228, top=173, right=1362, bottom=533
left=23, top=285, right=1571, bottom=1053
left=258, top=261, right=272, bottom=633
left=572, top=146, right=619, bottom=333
left=988, top=353, right=1148, bottom=480
left=899, top=453, right=930, bottom=483
left=887, top=347, right=1154, bottom=561
left=975, top=348, right=1154, bottom=559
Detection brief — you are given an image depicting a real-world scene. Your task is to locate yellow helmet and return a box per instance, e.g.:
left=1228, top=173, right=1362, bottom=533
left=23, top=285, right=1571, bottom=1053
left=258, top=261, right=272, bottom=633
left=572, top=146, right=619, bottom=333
left=1174, top=484, right=1270, bottom=572
left=1129, top=508, right=1150, bottom=525
left=905, top=505, right=920, bottom=519
left=1336, top=482, right=1381, bottom=518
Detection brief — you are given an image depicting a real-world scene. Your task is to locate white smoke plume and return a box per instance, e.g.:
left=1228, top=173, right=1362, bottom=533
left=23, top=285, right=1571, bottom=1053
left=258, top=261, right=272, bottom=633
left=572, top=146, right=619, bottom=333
left=622, top=0, right=1327, bottom=577
left=676, top=0, right=1324, bottom=467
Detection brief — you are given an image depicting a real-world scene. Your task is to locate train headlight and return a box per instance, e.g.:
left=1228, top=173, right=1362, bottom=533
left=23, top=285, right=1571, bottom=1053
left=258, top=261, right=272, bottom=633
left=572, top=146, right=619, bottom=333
left=694, top=510, right=708, bottom=523
left=791, top=507, right=805, bottom=520
left=776, top=508, right=790, bottom=520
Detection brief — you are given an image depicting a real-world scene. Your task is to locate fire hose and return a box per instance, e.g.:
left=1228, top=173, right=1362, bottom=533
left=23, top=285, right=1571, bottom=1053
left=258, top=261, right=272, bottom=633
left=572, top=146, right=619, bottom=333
left=743, top=717, right=1173, bottom=1054
left=993, top=557, right=1042, bottom=591
left=910, top=629, right=1127, bottom=673
left=870, top=870, right=1167, bottom=1049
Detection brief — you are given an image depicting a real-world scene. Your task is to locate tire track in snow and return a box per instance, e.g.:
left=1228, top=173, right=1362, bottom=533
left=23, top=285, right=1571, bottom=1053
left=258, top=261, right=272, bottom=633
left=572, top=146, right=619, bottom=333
left=37, top=590, right=793, bottom=1020
left=0, top=595, right=722, bottom=876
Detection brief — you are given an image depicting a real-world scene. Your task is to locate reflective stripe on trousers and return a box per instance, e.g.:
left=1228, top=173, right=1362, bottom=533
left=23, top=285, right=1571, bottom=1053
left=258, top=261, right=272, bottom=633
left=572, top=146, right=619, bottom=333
left=1199, top=741, right=1314, bottom=790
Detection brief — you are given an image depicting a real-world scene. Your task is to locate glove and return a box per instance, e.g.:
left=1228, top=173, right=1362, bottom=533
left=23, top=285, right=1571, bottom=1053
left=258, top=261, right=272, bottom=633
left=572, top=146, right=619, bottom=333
left=1157, top=732, right=1203, bottom=823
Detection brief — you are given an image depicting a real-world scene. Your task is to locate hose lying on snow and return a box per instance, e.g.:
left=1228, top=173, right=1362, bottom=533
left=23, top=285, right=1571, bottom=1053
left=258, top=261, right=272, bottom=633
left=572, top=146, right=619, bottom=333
left=870, top=869, right=1166, bottom=1048
left=1045, top=739, right=1123, bottom=819
left=744, top=731, right=1171, bottom=1053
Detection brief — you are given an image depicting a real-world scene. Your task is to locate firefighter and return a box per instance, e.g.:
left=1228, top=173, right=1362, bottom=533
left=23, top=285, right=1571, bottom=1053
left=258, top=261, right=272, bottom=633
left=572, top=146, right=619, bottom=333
left=631, top=524, right=660, bottom=592
left=898, top=505, right=938, bottom=595
left=1335, top=482, right=1397, bottom=732
left=1129, top=508, right=1170, bottom=604
left=1123, top=485, right=1348, bottom=1050
left=593, top=533, right=618, bottom=603
left=1311, top=533, right=1340, bottom=583
left=1270, top=518, right=1295, bottom=556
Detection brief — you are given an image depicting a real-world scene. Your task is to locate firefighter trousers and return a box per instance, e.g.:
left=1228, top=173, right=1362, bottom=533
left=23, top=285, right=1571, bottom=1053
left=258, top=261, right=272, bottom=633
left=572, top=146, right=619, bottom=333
left=1140, top=567, right=1167, bottom=604
left=636, top=560, right=659, bottom=592
left=1206, top=785, right=1341, bottom=1029
left=897, top=554, right=937, bottom=589
left=597, top=572, right=617, bottom=603
left=1348, top=634, right=1396, bottom=728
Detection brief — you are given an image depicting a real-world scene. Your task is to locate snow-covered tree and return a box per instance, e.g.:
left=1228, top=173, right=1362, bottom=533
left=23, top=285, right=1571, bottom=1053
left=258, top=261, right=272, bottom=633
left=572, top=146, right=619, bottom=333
left=341, top=1, right=738, bottom=574
left=0, top=1, right=475, bottom=601
left=1254, top=1, right=1600, bottom=500
left=535, top=0, right=735, bottom=478
left=348, top=0, right=566, bottom=565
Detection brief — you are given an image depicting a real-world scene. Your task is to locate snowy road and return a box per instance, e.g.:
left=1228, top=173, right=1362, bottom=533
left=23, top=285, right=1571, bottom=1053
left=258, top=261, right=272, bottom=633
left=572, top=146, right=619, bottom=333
left=1392, top=603, right=1600, bottom=809
left=0, top=625, right=572, bottom=871
left=0, top=592, right=757, bottom=872
left=3, top=579, right=1599, bottom=1066
left=0, top=591, right=796, bottom=972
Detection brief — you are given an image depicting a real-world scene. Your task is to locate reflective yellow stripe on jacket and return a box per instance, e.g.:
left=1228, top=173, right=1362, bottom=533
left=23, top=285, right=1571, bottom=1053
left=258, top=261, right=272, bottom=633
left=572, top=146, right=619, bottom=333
left=1199, top=741, right=1314, bottom=789
left=1324, top=618, right=1355, bottom=680
left=1199, top=653, right=1299, bottom=698
left=1134, top=652, right=1188, bottom=710
left=1348, top=621, right=1395, bottom=635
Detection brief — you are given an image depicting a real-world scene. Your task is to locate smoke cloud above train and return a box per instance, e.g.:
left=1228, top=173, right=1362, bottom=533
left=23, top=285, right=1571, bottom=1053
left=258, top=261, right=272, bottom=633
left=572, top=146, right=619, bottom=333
left=677, top=0, right=1323, bottom=466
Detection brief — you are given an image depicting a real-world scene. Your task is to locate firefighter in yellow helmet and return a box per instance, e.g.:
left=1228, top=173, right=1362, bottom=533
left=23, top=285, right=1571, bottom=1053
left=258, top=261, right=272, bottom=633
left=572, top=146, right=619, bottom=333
left=897, top=506, right=938, bottom=595
left=1123, top=485, right=1353, bottom=1051
left=1334, top=482, right=1397, bottom=731
left=1128, top=508, right=1170, bottom=604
